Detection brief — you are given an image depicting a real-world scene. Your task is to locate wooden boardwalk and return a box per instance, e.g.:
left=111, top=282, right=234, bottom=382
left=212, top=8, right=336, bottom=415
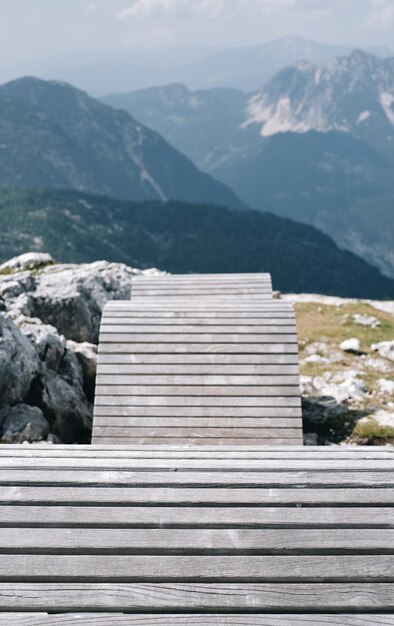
left=93, top=273, right=303, bottom=445
left=131, top=273, right=274, bottom=302
left=0, top=445, right=393, bottom=623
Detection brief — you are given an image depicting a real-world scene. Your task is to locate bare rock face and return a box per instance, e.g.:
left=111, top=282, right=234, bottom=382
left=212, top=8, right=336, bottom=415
left=0, top=256, right=145, bottom=444
left=0, top=314, right=40, bottom=405
left=0, top=252, right=55, bottom=274
left=0, top=404, right=50, bottom=443
left=66, top=341, right=97, bottom=402
left=30, top=261, right=134, bottom=343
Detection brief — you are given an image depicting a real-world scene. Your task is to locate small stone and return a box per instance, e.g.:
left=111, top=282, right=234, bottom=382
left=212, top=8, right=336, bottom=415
left=304, top=354, right=330, bottom=364
left=372, top=341, right=394, bottom=362
left=353, top=314, right=380, bottom=329
left=340, top=338, right=362, bottom=355
left=378, top=379, right=394, bottom=396
left=359, top=410, right=394, bottom=429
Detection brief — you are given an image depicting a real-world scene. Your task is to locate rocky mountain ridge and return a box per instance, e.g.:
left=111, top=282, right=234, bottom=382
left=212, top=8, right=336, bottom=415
left=103, top=51, right=394, bottom=277
left=0, top=76, right=245, bottom=210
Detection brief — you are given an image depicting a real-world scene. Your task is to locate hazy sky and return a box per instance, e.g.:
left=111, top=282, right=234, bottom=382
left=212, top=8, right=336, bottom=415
left=0, top=0, right=393, bottom=69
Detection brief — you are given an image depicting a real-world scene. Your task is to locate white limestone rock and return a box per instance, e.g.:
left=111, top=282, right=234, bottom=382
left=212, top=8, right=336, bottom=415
left=0, top=252, right=54, bottom=273
left=0, top=314, right=40, bottom=405
left=340, top=338, right=362, bottom=354
left=30, top=261, right=134, bottom=343
left=353, top=314, right=380, bottom=329
left=372, top=341, right=394, bottom=362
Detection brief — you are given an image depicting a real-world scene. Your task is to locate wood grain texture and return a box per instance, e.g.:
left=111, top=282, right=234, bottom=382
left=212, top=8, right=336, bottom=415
left=0, top=444, right=392, bottom=619
left=0, top=583, right=392, bottom=610
left=1, top=614, right=393, bottom=625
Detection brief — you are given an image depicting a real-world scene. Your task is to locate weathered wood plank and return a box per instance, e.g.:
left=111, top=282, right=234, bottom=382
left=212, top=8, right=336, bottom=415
left=97, top=364, right=300, bottom=375
left=97, top=354, right=300, bottom=365
left=104, top=310, right=295, bottom=318
left=13, top=458, right=394, bottom=471
left=1, top=527, right=393, bottom=553
left=100, top=325, right=297, bottom=334
left=0, top=506, right=391, bottom=528
left=94, top=396, right=302, bottom=407
left=0, top=583, right=393, bottom=611
left=99, top=333, right=297, bottom=343
left=98, top=344, right=299, bottom=354
left=1, top=487, right=393, bottom=506
left=91, top=427, right=303, bottom=439
left=2, top=445, right=393, bottom=458
left=90, top=438, right=302, bottom=445
left=94, top=385, right=301, bottom=397
left=93, top=407, right=303, bottom=417
left=96, top=375, right=300, bottom=386
left=92, top=418, right=303, bottom=429
left=102, top=317, right=295, bottom=325
left=0, top=555, right=391, bottom=581
left=1, top=614, right=393, bottom=625
left=0, top=469, right=391, bottom=487
left=100, top=341, right=298, bottom=355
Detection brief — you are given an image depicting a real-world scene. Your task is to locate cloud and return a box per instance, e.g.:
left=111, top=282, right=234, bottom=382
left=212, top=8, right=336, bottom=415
left=84, top=2, right=97, bottom=14
left=370, top=0, right=394, bottom=27
left=117, top=0, right=182, bottom=19
left=117, top=0, right=296, bottom=20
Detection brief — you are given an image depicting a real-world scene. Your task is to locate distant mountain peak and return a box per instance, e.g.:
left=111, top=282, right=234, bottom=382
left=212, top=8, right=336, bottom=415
left=244, top=51, right=394, bottom=138
left=0, top=76, right=246, bottom=210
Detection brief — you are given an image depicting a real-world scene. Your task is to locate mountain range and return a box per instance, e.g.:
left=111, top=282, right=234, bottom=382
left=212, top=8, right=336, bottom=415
left=103, top=50, right=394, bottom=278
left=1, top=188, right=393, bottom=299
left=0, top=76, right=245, bottom=210
left=7, top=37, right=391, bottom=96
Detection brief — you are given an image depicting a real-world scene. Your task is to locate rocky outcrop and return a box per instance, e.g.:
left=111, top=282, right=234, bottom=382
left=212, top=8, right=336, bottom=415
left=0, top=253, right=163, bottom=444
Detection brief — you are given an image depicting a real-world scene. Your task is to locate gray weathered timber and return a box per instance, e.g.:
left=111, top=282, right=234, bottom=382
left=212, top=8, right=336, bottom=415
left=0, top=446, right=393, bottom=621
left=0, top=583, right=393, bottom=611
left=93, top=273, right=303, bottom=445
left=1, top=446, right=393, bottom=458
left=1, top=615, right=394, bottom=625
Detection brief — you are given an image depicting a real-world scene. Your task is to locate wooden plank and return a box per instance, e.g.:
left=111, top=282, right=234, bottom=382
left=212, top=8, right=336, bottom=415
left=1, top=487, right=393, bottom=506
left=98, top=344, right=299, bottom=354
left=97, top=364, right=300, bottom=375
left=0, top=583, right=392, bottom=611
left=0, top=506, right=391, bottom=527
left=92, top=418, right=301, bottom=428
left=1, top=614, right=393, bottom=626
left=97, top=354, right=300, bottom=365
left=100, top=325, right=296, bottom=334
left=91, top=438, right=301, bottom=445
left=93, top=407, right=302, bottom=417
left=104, top=311, right=295, bottom=318
left=98, top=333, right=297, bottom=343
left=0, top=469, right=391, bottom=487
left=102, top=317, right=295, bottom=325
left=94, top=386, right=301, bottom=397
left=132, top=287, right=274, bottom=294
left=1, top=446, right=393, bottom=458
left=93, top=408, right=303, bottom=419
left=94, top=396, right=302, bottom=407
left=0, top=458, right=391, bottom=470
left=96, top=375, right=300, bottom=386
left=90, top=427, right=303, bottom=439
left=0, top=555, right=391, bottom=581
left=133, top=272, right=272, bottom=280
